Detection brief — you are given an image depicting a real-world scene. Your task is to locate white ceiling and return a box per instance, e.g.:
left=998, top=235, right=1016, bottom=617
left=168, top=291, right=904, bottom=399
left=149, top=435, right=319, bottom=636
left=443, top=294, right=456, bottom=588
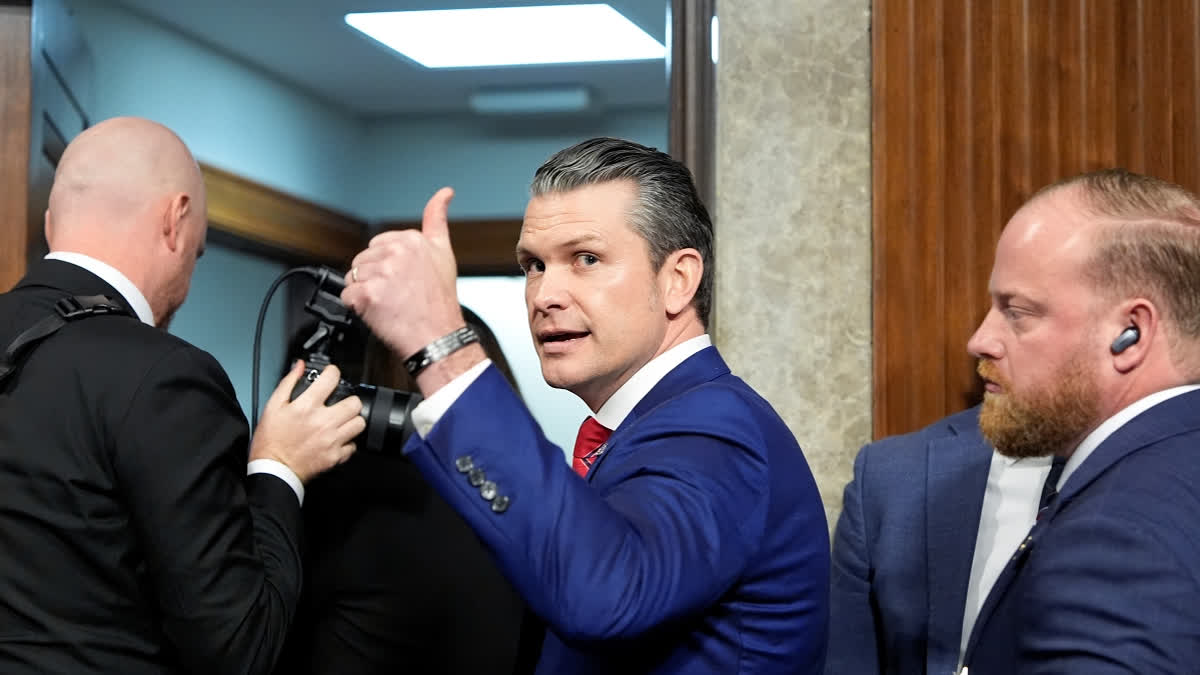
left=113, top=0, right=670, bottom=118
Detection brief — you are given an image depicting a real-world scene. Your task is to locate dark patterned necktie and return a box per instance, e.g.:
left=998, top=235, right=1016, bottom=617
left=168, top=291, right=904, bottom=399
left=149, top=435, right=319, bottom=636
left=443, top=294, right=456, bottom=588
left=1037, top=455, right=1068, bottom=519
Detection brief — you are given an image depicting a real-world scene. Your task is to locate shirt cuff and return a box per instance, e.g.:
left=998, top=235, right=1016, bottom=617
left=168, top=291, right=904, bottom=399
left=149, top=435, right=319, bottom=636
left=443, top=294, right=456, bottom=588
left=411, top=358, right=492, bottom=439
left=247, top=458, right=305, bottom=505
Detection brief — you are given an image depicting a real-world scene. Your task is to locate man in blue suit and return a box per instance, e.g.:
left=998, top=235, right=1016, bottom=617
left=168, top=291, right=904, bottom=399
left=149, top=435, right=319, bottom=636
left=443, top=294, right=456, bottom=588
left=827, top=405, right=1064, bottom=675
left=958, top=169, right=1200, bottom=673
left=341, top=138, right=830, bottom=673
left=827, top=407, right=989, bottom=675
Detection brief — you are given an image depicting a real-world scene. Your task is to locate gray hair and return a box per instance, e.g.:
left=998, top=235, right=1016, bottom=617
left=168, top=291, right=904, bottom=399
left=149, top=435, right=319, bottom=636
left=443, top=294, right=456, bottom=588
left=530, top=137, right=715, bottom=326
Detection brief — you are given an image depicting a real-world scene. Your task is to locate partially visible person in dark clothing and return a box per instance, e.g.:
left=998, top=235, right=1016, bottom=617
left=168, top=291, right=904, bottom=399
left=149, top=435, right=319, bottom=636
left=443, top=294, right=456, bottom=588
left=276, top=306, right=542, bottom=675
left=0, top=116, right=364, bottom=675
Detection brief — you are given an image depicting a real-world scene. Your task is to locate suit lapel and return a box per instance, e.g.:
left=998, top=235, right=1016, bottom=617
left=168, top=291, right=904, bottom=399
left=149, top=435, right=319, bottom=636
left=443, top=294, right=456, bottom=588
left=585, top=347, right=729, bottom=482
left=925, top=417, right=991, bottom=670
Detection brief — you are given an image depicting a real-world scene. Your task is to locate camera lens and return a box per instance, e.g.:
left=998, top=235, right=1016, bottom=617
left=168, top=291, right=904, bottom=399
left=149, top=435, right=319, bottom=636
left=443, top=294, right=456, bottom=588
left=357, top=384, right=422, bottom=453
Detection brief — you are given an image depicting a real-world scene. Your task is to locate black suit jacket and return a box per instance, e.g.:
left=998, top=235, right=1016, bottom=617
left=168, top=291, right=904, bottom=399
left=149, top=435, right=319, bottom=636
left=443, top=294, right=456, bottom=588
left=0, top=259, right=305, bottom=674
left=275, top=446, right=542, bottom=675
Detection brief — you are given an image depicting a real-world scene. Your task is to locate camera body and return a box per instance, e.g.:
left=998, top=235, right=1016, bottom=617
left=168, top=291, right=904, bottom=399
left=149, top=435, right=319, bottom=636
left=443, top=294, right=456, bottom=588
left=289, top=268, right=421, bottom=453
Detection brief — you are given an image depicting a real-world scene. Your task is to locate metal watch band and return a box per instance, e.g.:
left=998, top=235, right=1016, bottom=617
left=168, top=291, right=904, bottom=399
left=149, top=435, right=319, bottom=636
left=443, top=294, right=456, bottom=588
left=403, top=326, right=480, bottom=377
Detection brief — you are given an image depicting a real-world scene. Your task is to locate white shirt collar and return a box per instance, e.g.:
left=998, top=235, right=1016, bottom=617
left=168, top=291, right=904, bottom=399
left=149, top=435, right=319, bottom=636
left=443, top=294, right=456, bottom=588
left=593, top=334, right=713, bottom=430
left=1058, top=384, right=1200, bottom=489
left=45, top=251, right=156, bottom=326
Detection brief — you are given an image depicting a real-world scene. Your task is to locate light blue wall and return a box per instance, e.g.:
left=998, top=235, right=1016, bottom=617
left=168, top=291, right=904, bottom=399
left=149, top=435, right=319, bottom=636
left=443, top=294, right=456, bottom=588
left=68, top=0, right=366, bottom=215
left=359, top=111, right=670, bottom=221
left=168, top=242, right=289, bottom=420
left=67, top=0, right=358, bottom=424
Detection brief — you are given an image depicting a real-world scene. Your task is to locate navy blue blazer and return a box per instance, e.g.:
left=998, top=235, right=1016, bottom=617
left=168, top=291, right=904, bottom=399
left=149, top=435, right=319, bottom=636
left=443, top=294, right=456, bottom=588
left=964, top=389, right=1200, bottom=673
left=403, top=346, right=830, bottom=674
left=827, top=407, right=992, bottom=675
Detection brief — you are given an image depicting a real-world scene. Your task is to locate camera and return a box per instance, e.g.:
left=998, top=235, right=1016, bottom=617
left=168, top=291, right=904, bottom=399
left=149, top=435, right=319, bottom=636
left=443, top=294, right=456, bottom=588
left=287, top=267, right=422, bottom=453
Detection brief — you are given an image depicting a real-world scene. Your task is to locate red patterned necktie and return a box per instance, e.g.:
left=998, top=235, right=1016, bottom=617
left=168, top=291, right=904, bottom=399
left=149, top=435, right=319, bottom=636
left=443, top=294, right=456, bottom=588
left=572, top=417, right=612, bottom=477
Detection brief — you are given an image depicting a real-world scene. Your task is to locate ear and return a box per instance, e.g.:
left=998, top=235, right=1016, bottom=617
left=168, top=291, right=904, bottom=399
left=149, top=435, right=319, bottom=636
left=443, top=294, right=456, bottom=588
left=659, top=247, right=703, bottom=316
left=162, top=193, right=191, bottom=252
left=1110, top=298, right=1158, bottom=374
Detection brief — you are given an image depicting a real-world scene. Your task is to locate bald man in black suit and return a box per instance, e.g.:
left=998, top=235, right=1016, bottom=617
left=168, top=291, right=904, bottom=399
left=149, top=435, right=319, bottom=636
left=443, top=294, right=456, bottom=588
left=0, top=116, right=365, bottom=674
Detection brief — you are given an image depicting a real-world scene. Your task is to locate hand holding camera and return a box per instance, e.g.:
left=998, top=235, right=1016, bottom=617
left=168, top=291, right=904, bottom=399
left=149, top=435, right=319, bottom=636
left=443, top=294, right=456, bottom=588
left=251, top=361, right=366, bottom=484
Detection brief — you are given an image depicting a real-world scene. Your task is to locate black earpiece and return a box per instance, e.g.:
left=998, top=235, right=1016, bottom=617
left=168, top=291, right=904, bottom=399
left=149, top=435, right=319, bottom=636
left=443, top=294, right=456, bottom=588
left=1111, top=326, right=1140, bottom=354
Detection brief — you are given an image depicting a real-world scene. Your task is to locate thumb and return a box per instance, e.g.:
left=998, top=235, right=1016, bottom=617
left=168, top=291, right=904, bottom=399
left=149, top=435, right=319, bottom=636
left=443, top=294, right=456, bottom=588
left=265, top=360, right=306, bottom=412
left=422, top=187, right=455, bottom=249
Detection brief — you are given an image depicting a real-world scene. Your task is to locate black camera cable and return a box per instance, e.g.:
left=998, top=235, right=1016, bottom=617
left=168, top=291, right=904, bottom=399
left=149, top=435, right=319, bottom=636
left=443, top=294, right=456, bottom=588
left=251, top=266, right=328, bottom=431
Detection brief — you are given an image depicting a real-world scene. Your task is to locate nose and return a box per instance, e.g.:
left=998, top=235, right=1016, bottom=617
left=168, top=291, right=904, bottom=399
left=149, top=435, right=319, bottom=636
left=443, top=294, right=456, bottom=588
left=967, top=308, right=1003, bottom=360
left=529, top=264, right=570, bottom=315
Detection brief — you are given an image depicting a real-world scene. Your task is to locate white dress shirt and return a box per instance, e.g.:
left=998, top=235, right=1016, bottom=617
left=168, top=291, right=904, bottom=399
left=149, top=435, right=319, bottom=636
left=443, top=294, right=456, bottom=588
left=44, top=252, right=305, bottom=503
left=412, top=334, right=714, bottom=440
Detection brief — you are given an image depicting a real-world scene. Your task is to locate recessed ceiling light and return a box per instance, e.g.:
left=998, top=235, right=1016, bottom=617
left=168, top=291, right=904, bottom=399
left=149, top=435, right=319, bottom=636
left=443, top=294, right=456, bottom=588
left=345, top=4, right=666, bottom=69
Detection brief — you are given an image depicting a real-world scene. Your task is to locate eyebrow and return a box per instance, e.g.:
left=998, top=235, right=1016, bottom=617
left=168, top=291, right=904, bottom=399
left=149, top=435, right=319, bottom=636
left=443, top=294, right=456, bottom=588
left=993, top=290, right=1045, bottom=311
left=515, top=233, right=605, bottom=259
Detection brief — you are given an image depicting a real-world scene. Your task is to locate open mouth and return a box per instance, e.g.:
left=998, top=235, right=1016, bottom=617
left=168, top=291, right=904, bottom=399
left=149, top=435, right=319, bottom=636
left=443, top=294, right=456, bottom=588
left=539, top=330, right=589, bottom=345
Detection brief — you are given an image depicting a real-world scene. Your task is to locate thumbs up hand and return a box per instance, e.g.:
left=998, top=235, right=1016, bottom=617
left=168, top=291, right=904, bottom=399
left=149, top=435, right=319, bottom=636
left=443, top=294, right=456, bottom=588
left=341, top=187, right=468, bottom=368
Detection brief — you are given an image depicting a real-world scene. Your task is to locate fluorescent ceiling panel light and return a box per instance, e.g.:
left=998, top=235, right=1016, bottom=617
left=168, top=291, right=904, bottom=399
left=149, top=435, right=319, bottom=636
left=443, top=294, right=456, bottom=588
left=345, top=4, right=666, bottom=68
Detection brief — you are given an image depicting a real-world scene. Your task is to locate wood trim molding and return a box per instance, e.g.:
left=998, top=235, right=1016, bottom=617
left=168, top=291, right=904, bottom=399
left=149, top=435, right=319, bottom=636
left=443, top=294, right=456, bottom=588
left=0, top=3, right=33, bottom=292
left=201, top=163, right=366, bottom=265
left=374, top=219, right=523, bottom=276
left=201, top=164, right=519, bottom=275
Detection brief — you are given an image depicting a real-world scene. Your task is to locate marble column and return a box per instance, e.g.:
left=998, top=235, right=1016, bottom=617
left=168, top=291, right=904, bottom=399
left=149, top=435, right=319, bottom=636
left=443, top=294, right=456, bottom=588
left=713, top=0, right=872, bottom=528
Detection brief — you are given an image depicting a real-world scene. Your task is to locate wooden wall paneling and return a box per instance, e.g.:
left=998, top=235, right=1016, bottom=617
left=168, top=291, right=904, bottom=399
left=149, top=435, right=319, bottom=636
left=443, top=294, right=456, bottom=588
left=0, top=2, right=33, bottom=293
left=872, top=0, right=914, bottom=436
left=1030, top=1, right=1061, bottom=191
left=1115, top=0, right=1144, bottom=173
left=996, top=1, right=1029, bottom=219
left=1171, top=1, right=1200, bottom=183
left=1087, top=1, right=1119, bottom=169
left=915, top=0, right=949, bottom=421
left=1142, top=2, right=1173, bottom=177
left=1054, top=1, right=1082, bottom=174
left=943, top=0, right=983, bottom=413
left=873, top=0, right=1200, bottom=439
left=969, top=0, right=1000, bottom=338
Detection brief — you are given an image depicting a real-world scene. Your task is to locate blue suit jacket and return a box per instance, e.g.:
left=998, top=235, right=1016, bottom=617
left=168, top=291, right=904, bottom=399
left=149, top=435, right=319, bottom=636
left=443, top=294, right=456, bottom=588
left=404, top=346, right=830, bottom=674
left=827, top=407, right=992, bottom=675
left=964, top=389, right=1200, bottom=673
